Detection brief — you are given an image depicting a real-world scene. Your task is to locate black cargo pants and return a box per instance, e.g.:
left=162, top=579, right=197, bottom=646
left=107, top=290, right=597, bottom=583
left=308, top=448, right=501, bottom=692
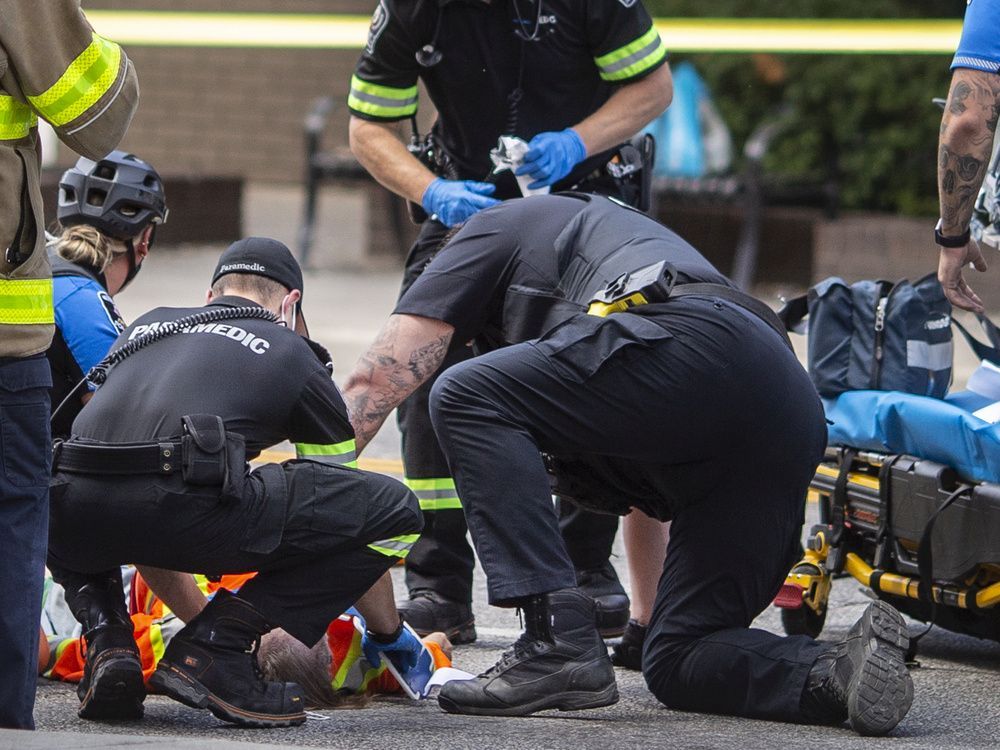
left=428, top=296, right=834, bottom=722
left=48, top=459, right=421, bottom=645
left=398, top=219, right=619, bottom=603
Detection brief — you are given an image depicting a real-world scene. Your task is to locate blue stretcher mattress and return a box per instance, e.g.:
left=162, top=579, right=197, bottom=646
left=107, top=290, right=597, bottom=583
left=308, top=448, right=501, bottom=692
left=824, top=390, right=1000, bottom=484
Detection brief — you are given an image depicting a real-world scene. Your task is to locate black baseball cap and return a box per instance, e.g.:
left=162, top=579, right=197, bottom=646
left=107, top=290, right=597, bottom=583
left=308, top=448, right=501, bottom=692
left=211, top=237, right=309, bottom=334
left=212, top=237, right=303, bottom=297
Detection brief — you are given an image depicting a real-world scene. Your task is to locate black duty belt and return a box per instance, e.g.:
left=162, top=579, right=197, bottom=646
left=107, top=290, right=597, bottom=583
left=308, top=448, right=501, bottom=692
left=670, top=283, right=794, bottom=351
left=55, top=439, right=183, bottom=476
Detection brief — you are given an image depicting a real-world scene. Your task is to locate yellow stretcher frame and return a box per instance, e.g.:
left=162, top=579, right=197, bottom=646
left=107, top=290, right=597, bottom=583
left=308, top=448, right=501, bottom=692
left=844, top=553, right=1000, bottom=611
left=781, top=458, right=1000, bottom=638
left=85, top=13, right=962, bottom=54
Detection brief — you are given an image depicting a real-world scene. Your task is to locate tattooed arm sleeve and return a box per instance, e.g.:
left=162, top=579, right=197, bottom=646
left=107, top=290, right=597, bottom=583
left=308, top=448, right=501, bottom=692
left=938, top=68, right=1000, bottom=235
left=341, top=314, right=455, bottom=453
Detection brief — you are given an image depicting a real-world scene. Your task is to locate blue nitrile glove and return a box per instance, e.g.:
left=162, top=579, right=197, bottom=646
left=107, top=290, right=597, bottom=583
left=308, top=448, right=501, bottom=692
left=515, top=128, right=588, bottom=189
left=421, top=178, right=500, bottom=227
left=361, top=620, right=423, bottom=671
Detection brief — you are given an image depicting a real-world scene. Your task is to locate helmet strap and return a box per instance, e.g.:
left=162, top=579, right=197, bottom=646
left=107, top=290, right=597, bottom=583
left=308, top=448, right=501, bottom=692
left=119, top=238, right=142, bottom=291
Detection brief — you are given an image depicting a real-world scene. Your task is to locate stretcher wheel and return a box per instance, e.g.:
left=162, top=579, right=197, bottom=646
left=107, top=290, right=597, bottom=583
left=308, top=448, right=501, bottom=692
left=780, top=597, right=827, bottom=638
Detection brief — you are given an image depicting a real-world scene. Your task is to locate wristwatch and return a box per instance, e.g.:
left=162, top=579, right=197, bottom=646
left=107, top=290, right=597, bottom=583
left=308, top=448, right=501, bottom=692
left=935, top=219, right=971, bottom=248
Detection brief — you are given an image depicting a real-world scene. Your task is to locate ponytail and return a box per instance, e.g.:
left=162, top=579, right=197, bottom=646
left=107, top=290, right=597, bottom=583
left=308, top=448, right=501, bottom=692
left=53, top=225, right=123, bottom=272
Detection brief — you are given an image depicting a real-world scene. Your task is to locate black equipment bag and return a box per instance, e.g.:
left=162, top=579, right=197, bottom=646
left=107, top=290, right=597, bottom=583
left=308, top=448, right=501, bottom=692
left=779, top=274, right=954, bottom=398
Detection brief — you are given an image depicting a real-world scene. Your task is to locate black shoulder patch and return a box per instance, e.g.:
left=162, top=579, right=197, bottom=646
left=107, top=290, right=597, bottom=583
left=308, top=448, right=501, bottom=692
left=98, top=291, right=126, bottom=333
left=366, top=0, right=390, bottom=54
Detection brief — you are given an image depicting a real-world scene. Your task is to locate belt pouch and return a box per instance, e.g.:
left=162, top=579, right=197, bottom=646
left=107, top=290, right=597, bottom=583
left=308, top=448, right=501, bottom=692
left=181, top=414, right=228, bottom=487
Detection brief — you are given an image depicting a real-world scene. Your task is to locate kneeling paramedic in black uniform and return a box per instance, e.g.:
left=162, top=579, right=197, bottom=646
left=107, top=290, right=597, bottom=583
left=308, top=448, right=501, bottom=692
left=341, top=194, right=915, bottom=735
left=349, top=0, right=673, bottom=640
left=47, top=238, right=423, bottom=727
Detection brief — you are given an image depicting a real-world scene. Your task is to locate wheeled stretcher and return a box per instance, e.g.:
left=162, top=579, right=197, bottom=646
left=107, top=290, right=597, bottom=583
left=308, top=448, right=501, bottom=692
left=774, top=444, right=1000, bottom=643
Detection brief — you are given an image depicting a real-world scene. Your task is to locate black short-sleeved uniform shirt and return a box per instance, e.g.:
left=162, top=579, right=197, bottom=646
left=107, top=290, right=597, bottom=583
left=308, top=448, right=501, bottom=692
left=349, top=0, right=668, bottom=185
left=394, top=193, right=731, bottom=348
left=72, top=296, right=354, bottom=460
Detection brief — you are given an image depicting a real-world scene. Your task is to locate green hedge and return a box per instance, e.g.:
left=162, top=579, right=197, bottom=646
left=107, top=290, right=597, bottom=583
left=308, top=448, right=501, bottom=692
left=648, top=1, right=965, bottom=214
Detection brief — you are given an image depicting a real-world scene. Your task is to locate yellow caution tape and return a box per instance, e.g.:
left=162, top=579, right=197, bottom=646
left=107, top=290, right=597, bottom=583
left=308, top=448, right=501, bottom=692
left=255, top=447, right=403, bottom=475
left=85, top=12, right=961, bottom=54
left=654, top=18, right=961, bottom=54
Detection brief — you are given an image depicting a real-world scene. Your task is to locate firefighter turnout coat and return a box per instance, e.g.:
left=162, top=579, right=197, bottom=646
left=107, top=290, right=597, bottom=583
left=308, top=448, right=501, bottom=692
left=0, top=0, right=138, bottom=357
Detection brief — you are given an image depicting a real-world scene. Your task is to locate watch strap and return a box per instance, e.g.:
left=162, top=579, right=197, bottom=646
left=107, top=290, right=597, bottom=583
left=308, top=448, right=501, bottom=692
left=935, top=220, right=971, bottom=248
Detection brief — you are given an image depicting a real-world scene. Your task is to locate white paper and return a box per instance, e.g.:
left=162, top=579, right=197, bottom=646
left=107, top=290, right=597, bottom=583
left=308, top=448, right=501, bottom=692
left=973, top=400, right=1000, bottom=424
left=489, top=135, right=550, bottom=198
left=423, top=666, right=477, bottom=694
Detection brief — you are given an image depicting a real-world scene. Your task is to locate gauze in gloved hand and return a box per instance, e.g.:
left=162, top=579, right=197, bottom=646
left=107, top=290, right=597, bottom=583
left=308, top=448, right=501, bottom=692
left=362, top=619, right=424, bottom=671
left=421, top=178, right=500, bottom=227
left=515, top=128, right=587, bottom=189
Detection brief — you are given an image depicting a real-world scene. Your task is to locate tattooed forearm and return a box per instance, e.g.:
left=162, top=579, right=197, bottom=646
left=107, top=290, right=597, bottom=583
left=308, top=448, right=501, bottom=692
left=341, top=314, right=454, bottom=453
left=938, top=69, right=1000, bottom=233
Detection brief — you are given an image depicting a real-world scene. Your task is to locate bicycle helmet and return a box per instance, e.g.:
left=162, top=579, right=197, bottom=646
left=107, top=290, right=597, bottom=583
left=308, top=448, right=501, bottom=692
left=57, top=151, right=168, bottom=240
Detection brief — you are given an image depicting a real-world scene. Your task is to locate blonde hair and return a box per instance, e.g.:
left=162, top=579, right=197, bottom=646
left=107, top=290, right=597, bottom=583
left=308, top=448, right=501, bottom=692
left=53, top=224, right=124, bottom=272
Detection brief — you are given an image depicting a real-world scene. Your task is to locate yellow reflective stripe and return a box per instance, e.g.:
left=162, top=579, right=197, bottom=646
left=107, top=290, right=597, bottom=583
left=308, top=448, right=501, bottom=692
left=192, top=573, right=212, bottom=596
left=348, top=75, right=418, bottom=118
left=331, top=630, right=366, bottom=690
left=43, top=637, right=74, bottom=678
left=28, top=34, right=122, bottom=127
left=405, top=476, right=461, bottom=510
left=0, top=95, right=37, bottom=140
left=0, top=278, right=54, bottom=325
left=296, top=439, right=358, bottom=468
left=595, top=26, right=666, bottom=82
left=330, top=626, right=385, bottom=693
left=149, top=622, right=166, bottom=665
left=367, top=533, right=420, bottom=558
left=418, top=497, right=463, bottom=511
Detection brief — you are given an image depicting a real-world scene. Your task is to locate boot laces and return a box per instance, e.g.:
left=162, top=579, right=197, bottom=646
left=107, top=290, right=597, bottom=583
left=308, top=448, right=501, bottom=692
left=249, top=634, right=266, bottom=683
left=480, top=632, right=537, bottom=679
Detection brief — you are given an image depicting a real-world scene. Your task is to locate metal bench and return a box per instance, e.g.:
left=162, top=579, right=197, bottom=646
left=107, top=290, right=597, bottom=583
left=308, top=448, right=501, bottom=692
left=297, top=96, right=413, bottom=267
left=651, top=108, right=838, bottom=290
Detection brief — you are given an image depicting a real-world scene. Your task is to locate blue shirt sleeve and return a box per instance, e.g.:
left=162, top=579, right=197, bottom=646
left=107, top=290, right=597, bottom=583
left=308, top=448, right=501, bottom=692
left=953, top=0, right=1000, bottom=73
left=53, top=277, right=126, bottom=387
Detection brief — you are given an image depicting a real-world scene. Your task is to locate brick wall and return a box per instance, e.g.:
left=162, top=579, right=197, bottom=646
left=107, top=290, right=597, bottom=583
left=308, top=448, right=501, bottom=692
left=65, top=1, right=384, bottom=182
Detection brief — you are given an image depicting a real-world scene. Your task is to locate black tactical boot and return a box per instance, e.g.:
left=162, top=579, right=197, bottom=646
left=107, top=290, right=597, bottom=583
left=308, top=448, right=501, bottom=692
left=70, top=575, right=145, bottom=721
left=610, top=618, right=647, bottom=671
left=148, top=589, right=306, bottom=728
left=801, top=600, right=913, bottom=736
left=398, top=589, right=476, bottom=644
left=438, top=587, right=619, bottom=716
left=576, top=561, right=630, bottom=638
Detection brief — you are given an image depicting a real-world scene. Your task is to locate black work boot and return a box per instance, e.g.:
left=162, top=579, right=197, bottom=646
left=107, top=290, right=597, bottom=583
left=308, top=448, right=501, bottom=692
left=70, top=575, right=145, bottom=721
left=801, top=600, right=913, bottom=736
left=398, top=589, right=476, bottom=644
left=438, top=587, right=619, bottom=716
left=610, top=619, right=647, bottom=671
left=148, top=589, right=306, bottom=728
left=576, top=561, right=630, bottom=638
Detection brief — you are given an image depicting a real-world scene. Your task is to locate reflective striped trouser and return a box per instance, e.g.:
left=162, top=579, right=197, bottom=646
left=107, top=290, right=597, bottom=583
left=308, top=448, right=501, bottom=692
left=396, top=220, right=619, bottom=603
left=47, top=460, right=422, bottom=646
